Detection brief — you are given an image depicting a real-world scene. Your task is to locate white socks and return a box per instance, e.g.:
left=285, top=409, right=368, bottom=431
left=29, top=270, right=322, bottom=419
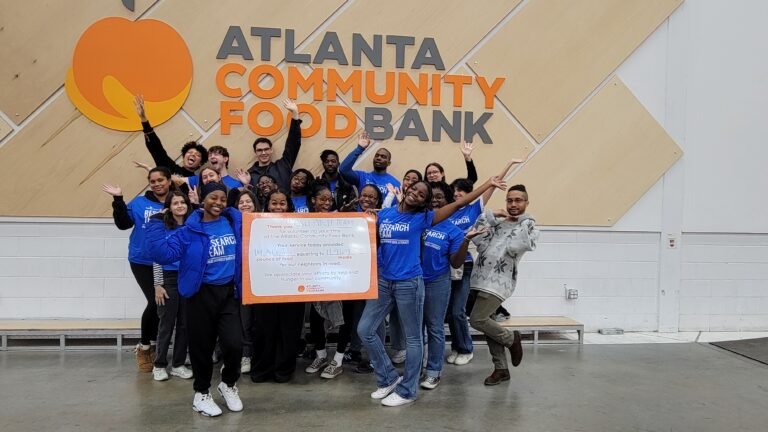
left=316, top=349, right=327, bottom=359
left=333, top=351, right=345, bottom=364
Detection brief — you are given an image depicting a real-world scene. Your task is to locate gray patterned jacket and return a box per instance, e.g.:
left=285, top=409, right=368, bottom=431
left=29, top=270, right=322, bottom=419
left=469, top=209, right=539, bottom=301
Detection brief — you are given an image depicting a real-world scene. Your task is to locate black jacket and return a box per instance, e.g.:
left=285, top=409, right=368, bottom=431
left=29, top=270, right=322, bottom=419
left=142, top=121, right=196, bottom=177
left=247, top=118, right=303, bottom=192
left=316, top=172, right=357, bottom=211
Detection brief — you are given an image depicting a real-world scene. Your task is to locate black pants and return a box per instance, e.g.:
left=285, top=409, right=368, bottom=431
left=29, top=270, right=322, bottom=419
left=336, top=300, right=365, bottom=354
left=240, top=304, right=254, bottom=358
left=155, top=271, right=188, bottom=368
left=309, top=306, right=327, bottom=350
left=129, top=263, right=159, bottom=345
left=250, top=302, right=305, bottom=382
left=186, top=282, right=242, bottom=393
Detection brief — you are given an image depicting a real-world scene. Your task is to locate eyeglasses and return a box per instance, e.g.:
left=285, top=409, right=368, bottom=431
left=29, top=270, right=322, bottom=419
left=506, top=198, right=527, bottom=204
left=254, top=148, right=272, bottom=153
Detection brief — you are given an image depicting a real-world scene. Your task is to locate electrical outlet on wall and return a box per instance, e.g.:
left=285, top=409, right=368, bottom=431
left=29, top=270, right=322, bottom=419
left=565, top=284, right=579, bottom=300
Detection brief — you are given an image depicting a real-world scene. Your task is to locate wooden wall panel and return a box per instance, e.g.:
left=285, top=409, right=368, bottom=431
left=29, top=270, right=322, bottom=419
left=352, top=67, right=533, bottom=185
left=146, top=0, right=345, bottom=131
left=491, top=77, right=682, bottom=226
left=470, top=0, right=681, bottom=142
left=0, top=95, right=199, bottom=217
left=0, top=0, right=155, bottom=123
left=0, top=116, right=12, bottom=141
left=304, top=0, right=521, bottom=122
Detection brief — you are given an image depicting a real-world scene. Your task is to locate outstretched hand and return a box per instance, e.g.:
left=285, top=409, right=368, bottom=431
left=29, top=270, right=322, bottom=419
left=233, top=168, right=251, bottom=186
left=465, top=227, right=488, bottom=240
left=188, top=186, right=199, bottom=205
left=133, top=160, right=150, bottom=172
left=134, top=95, right=147, bottom=122
left=493, top=208, right=518, bottom=222
left=490, top=176, right=507, bottom=190
left=102, top=184, right=122, bottom=197
left=358, top=130, right=372, bottom=149
left=461, top=141, right=475, bottom=161
left=283, top=99, right=299, bottom=118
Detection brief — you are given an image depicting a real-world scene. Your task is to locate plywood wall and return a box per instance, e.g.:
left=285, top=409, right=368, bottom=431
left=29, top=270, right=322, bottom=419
left=0, top=0, right=683, bottom=225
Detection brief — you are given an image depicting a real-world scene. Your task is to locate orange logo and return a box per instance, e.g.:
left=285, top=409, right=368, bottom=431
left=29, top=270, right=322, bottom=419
left=65, top=17, right=192, bottom=131
left=297, top=285, right=306, bottom=293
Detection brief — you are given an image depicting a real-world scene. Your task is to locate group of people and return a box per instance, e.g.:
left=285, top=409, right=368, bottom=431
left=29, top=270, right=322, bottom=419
left=102, top=97, right=539, bottom=417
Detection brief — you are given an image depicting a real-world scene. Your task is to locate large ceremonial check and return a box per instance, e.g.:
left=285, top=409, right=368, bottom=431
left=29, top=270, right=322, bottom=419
left=241, top=212, right=378, bottom=304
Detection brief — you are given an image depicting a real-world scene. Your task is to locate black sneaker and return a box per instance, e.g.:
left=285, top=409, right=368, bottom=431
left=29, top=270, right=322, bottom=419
left=353, top=361, right=374, bottom=374
left=343, top=350, right=363, bottom=364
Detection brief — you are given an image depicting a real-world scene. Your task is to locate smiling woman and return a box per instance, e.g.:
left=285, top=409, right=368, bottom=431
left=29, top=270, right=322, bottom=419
left=145, top=182, right=245, bottom=417
left=102, top=167, right=172, bottom=373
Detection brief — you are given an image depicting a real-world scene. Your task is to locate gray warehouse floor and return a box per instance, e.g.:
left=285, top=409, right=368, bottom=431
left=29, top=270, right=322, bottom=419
left=1, top=343, right=766, bottom=432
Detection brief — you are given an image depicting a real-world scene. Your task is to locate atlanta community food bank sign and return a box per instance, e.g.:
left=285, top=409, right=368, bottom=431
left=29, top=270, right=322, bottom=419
left=66, top=19, right=505, bottom=143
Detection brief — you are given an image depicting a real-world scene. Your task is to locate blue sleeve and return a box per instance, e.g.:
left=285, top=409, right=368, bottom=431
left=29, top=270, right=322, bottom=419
left=188, top=176, right=199, bottom=188
left=145, top=218, right=187, bottom=265
left=339, top=146, right=365, bottom=186
left=448, top=225, right=464, bottom=254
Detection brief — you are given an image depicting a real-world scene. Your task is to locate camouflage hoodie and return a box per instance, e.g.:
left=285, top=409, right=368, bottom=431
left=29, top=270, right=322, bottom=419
left=469, top=208, right=539, bottom=301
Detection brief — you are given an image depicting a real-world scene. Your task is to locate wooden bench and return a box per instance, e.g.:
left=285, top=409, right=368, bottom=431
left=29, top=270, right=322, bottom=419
left=497, top=316, right=584, bottom=344
left=0, top=319, right=140, bottom=351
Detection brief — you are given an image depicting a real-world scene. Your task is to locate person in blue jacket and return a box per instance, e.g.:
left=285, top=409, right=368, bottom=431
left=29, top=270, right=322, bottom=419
left=145, top=182, right=244, bottom=417
left=357, top=175, right=505, bottom=407
left=102, top=167, right=172, bottom=373
left=339, top=131, right=400, bottom=198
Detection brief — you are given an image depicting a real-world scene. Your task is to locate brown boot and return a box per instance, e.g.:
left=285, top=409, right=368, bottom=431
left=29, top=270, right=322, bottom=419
left=135, top=344, right=153, bottom=373
left=509, top=330, right=523, bottom=367
left=483, top=368, right=510, bottom=386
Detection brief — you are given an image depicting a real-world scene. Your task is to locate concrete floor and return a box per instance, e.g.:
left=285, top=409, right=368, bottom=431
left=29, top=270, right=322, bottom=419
left=1, top=343, right=767, bottom=432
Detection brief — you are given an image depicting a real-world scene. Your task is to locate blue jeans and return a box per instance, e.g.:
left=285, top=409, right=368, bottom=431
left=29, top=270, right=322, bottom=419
left=423, top=273, right=451, bottom=377
left=448, top=264, right=474, bottom=354
left=358, top=276, right=425, bottom=400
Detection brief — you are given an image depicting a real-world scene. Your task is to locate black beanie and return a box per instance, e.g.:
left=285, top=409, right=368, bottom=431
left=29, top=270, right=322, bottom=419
left=200, top=182, right=227, bottom=200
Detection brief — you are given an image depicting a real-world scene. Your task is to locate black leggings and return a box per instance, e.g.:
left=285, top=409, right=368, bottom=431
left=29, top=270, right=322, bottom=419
left=336, top=300, right=365, bottom=354
left=129, top=262, right=159, bottom=345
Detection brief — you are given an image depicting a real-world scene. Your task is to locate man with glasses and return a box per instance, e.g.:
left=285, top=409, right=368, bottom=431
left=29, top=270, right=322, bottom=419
left=238, top=100, right=301, bottom=192
left=467, top=184, right=540, bottom=386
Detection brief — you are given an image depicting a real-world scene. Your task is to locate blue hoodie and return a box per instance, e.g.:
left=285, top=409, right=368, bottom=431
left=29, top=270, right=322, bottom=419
left=145, top=207, right=243, bottom=298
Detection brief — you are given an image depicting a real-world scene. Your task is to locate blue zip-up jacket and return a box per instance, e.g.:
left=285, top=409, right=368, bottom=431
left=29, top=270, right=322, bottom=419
left=111, top=192, right=164, bottom=265
left=145, top=208, right=243, bottom=299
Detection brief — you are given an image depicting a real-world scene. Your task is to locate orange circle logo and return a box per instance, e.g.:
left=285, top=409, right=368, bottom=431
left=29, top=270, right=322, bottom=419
left=297, top=285, right=306, bottom=293
left=65, top=17, right=192, bottom=131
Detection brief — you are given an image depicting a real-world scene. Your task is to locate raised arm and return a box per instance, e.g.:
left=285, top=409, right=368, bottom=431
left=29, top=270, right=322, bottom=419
left=102, top=184, right=134, bottom=230
left=136, top=95, right=177, bottom=171
left=433, top=176, right=505, bottom=225
left=461, top=141, right=478, bottom=184
left=480, top=157, right=525, bottom=206
left=280, top=99, right=302, bottom=169
left=340, top=131, right=372, bottom=186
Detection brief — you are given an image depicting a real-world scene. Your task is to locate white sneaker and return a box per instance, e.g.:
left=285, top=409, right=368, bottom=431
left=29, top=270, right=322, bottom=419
left=305, top=356, right=329, bottom=374
left=371, top=376, right=402, bottom=399
left=381, top=392, right=415, bottom=407
left=170, top=365, right=193, bottom=379
left=454, top=353, right=474, bottom=365
left=446, top=350, right=458, bottom=364
left=192, top=392, right=222, bottom=417
left=320, top=360, right=343, bottom=379
left=241, top=357, right=251, bottom=374
left=152, top=367, right=169, bottom=381
left=390, top=350, right=406, bottom=364
left=217, top=382, right=243, bottom=412
left=420, top=376, right=440, bottom=390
